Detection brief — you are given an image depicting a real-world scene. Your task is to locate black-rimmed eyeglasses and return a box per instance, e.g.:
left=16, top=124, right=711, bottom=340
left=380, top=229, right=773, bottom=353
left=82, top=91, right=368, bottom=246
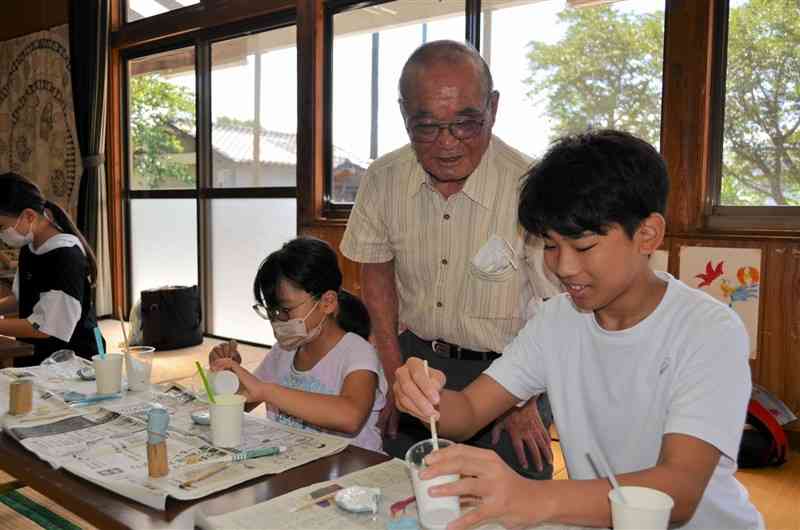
left=252, top=297, right=313, bottom=322
left=404, top=92, right=494, bottom=143
left=407, top=119, right=487, bottom=143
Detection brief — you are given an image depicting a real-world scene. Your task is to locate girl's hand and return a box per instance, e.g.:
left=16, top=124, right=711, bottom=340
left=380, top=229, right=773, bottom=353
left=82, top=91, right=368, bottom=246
left=208, top=340, right=241, bottom=365
left=211, top=358, right=265, bottom=404
left=393, top=357, right=446, bottom=422
left=422, top=444, right=547, bottom=530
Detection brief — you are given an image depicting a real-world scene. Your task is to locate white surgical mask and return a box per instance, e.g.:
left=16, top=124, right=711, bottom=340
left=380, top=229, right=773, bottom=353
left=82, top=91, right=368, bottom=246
left=270, top=301, right=327, bottom=350
left=0, top=216, right=34, bottom=248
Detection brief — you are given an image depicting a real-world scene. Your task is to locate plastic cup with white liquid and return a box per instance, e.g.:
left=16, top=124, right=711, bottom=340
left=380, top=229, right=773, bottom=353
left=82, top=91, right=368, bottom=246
left=93, top=353, right=124, bottom=395
left=209, top=393, right=246, bottom=447
left=405, top=438, right=460, bottom=530
left=609, top=486, right=674, bottom=530
left=124, top=346, right=155, bottom=392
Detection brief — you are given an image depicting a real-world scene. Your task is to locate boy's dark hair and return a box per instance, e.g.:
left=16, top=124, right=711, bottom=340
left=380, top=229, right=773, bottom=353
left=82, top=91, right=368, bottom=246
left=518, top=129, right=669, bottom=239
left=253, top=237, right=370, bottom=340
left=0, top=172, right=98, bottom=284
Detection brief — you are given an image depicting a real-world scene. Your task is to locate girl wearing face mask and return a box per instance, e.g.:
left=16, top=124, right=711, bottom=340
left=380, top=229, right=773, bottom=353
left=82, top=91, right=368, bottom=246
left=0, top=172, right=102, bottom=365
left=210, top=237, right=387, bottom=453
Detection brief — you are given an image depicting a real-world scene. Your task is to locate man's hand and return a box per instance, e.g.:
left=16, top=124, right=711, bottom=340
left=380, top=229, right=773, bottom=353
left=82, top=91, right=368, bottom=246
left=491, top=396, right=552, bottom=472
left=394, top=357, right=445, bottom=422
left=377, top=390, right=400, bottom=438
left=208, top=340, right=241, bottom=365
left=422, top=444, right=546, bottom=530
left=376, top=354, right=403, bottom=438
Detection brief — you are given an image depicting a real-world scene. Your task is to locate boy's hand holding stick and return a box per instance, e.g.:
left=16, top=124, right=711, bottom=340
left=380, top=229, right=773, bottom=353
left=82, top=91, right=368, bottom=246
left=393, top=357, right=445, bottom=424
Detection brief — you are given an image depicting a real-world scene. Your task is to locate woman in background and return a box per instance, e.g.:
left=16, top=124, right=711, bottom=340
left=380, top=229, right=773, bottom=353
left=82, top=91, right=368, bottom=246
left=0, top=172, right=101, bottom=365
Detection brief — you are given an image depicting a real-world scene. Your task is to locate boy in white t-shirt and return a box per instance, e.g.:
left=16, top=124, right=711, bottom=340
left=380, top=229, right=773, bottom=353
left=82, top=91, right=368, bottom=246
left=393, top=130, right=763, bottom=530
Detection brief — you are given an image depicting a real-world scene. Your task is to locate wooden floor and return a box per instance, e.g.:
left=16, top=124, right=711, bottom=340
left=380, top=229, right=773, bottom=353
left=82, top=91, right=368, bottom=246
left=0, top=321, right=796, bottom=529
left=736, top=451, right=800, bottom=529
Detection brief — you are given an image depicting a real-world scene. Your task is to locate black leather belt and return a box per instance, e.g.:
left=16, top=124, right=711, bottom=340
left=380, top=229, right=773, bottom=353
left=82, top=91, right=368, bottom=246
left=428, top=339, right=500, bottom=362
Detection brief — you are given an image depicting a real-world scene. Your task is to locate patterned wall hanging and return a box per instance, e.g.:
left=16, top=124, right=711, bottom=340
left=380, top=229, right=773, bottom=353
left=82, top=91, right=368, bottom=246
left=0, top=25, right=82, bottom=217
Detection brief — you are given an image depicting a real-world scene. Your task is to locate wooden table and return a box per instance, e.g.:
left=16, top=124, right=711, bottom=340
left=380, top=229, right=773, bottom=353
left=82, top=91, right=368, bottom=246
left=0, top=336, right=34, bottom=368
left=0, top=433, right=390, bottom=530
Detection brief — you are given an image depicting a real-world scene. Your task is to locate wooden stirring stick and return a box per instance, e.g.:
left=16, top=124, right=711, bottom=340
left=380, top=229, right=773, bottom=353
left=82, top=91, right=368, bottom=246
left=179, top=463, right=228, bottom=489
left=423, top=360, right=439, bottom=451
left=118, top=307, right=130, bottom=353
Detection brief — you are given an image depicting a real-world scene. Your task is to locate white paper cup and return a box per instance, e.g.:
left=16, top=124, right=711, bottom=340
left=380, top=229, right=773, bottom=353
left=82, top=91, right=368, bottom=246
left=92, top=353, right=124, bottom=395
left=209, top=394, right=245, bottom=448
left=124, top=346, right=155, bottom=392
left=609, top=486, right=674, bottom=530
left=405, top=439, right=460, bottom=530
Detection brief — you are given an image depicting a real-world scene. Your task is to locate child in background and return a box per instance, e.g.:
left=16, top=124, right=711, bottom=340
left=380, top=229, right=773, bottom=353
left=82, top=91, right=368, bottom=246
left=0, top=172, right=102, bottom=365
left=392, top=130, right=763, bottom=530
left=210, top=237, right=386, bottom=453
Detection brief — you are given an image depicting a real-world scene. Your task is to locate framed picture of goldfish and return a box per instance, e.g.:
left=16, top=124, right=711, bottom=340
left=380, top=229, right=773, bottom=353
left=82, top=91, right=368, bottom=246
left=678, top=246, right=762, bottom=359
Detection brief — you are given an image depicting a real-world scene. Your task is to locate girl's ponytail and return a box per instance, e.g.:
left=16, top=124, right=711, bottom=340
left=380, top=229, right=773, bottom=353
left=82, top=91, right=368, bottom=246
left=335, top=290, right=371, bottom=340
left=43, top=200, right=98, bottom=286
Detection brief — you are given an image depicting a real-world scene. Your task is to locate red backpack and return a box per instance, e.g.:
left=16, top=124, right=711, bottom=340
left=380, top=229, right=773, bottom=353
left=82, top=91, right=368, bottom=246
left=737, top=399, right=788, bottom=468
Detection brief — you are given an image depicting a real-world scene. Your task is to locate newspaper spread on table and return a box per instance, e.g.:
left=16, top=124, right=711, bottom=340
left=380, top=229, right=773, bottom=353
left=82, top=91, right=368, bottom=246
left=195, top=458, right=590, bottom=530
left=0, top=359, right=349, bottom=510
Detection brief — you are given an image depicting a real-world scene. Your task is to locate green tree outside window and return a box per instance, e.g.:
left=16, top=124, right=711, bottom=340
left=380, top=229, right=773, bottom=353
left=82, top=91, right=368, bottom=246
left=525, top=0, right=799, bottom=207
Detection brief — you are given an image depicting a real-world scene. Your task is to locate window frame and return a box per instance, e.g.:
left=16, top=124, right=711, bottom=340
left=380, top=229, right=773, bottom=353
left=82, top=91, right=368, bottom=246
left=121, top=12, right=299, bottom=343
left=705, top=0, right=800, bottom=233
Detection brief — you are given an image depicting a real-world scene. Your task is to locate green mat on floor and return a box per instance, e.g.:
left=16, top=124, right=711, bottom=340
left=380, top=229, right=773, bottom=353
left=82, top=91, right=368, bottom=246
left=0, top=490, right=82, bottom=530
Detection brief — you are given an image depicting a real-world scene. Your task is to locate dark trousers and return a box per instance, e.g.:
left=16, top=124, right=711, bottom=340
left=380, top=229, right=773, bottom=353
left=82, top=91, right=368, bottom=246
left=383, top=331, right=553, bottom=480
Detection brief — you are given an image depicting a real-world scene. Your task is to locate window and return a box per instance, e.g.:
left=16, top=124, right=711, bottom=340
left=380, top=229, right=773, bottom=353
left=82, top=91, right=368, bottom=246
left=129, top=199, right=198, bottom=300
left=211, top=28, right=298, bottom=188
left=128, top=48, right=196, bottom=191
left=484, top=0, right=665, bottom=161
left=208, top=28, right=298, bottom=344
left=718, top=0, right=800, bottom=207
left=127, top=0, right=201, bottom=23
left=330, top=0, right=465, bottom=204
left=125, top=24, right=298, bottom=347
left=326, top=0, right=664, bottom=205
left=127, top=46, right=199, bottom=307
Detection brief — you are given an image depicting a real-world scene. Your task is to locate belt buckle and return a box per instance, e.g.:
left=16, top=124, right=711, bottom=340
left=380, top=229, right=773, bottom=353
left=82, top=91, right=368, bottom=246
left=431, top=340, right=452, bottom=357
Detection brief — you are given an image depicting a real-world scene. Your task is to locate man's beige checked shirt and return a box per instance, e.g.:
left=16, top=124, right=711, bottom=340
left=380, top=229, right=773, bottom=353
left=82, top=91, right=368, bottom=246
left=341, top=136, right=562, bottom=353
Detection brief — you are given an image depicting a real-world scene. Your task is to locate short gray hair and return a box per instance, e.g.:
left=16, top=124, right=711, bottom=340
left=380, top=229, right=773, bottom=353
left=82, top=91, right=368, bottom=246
left=398, top=40, right=493, bottom=102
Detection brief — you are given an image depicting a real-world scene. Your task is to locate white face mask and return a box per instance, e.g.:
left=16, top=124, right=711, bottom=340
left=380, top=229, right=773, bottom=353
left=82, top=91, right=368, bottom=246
left=270, top=301, right=327, bottom=351
left=0, top=215, right=34, bottom=248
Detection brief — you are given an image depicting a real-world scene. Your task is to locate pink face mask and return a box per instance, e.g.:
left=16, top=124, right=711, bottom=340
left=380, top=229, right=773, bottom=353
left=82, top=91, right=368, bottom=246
left=269, top=301, right=327, bottom=350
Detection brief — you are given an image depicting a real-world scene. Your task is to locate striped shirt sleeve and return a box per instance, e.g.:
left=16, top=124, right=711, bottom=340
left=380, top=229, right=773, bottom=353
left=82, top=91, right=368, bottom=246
left=340, top=167, right=394, bottom=264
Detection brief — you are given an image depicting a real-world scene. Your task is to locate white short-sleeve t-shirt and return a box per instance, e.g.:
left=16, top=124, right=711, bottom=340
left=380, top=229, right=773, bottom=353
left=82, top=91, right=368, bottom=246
left=485, top=272, right=763, bottom=530
left=253, top=332, right=387, bottom=453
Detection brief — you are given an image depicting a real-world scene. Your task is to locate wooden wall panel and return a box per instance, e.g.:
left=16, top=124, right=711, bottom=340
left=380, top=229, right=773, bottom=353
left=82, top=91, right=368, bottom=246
left=302, top=224, right=361, bottom=296
left=0, top=0, right=68, bottom=41
left=761, top=242, right=800, bottom=431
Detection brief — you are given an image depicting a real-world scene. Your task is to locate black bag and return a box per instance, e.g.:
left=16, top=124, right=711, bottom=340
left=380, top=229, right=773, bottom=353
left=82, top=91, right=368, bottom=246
left=737, top=399, right=788, bottom=468
left=141, top=285, right=203, bottom=350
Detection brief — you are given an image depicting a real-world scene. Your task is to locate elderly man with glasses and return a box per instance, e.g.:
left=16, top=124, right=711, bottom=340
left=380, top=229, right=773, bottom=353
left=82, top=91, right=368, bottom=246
left=341, top=40, right=561, bottom=479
